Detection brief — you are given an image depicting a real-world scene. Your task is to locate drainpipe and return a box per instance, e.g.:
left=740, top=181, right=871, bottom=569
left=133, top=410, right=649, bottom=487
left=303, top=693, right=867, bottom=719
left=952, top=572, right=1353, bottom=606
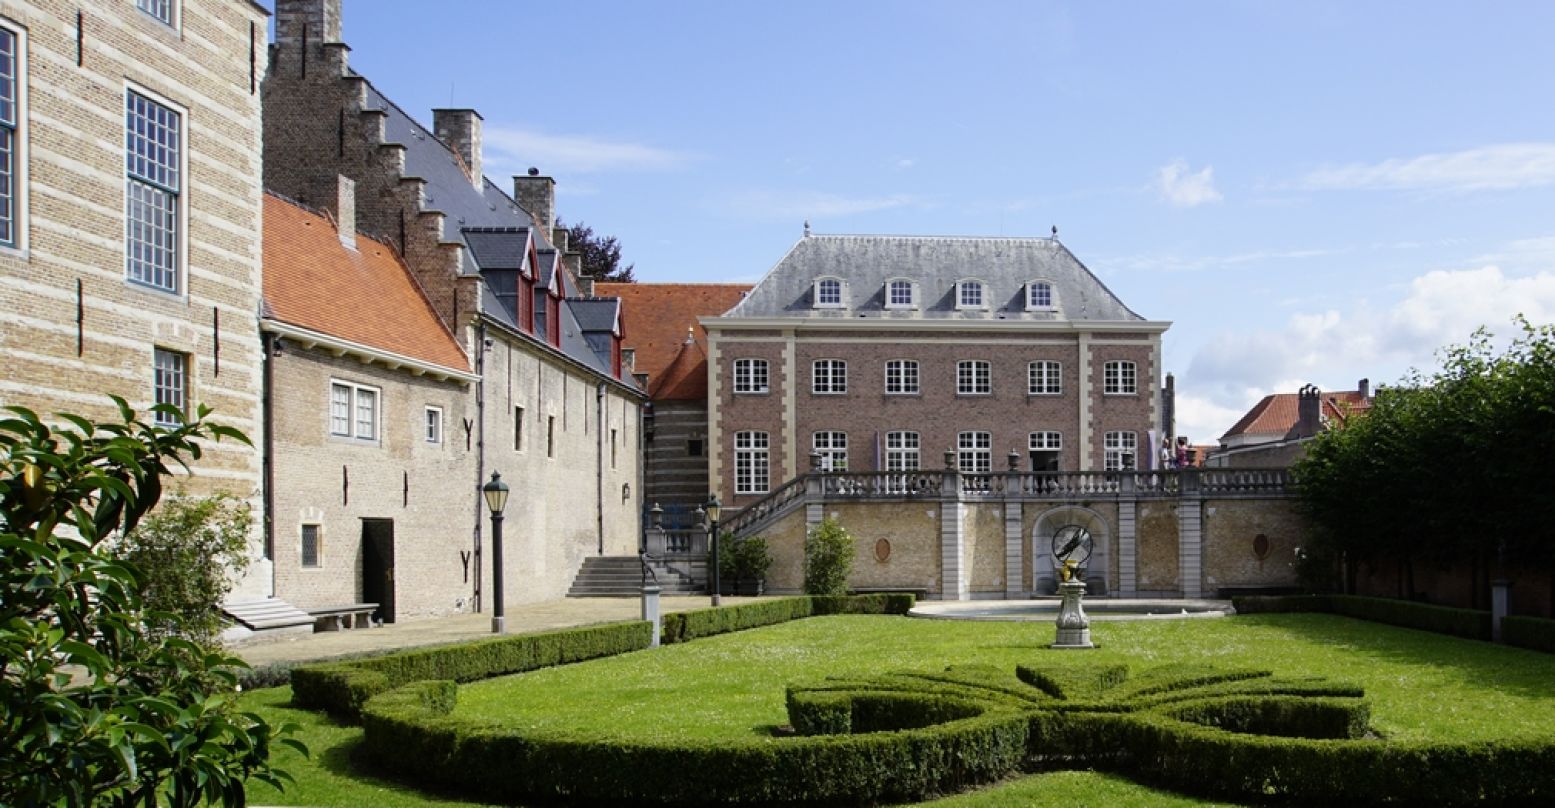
left=260, top=331, right=276, bottom=577
left=474, top=321, right=487, bottom=612
left=597, top=381, right=606, bottom=555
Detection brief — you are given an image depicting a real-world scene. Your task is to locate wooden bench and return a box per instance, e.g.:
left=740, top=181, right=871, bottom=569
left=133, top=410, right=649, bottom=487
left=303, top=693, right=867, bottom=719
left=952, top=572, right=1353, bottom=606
left=307, top=603, right=379, bottom=631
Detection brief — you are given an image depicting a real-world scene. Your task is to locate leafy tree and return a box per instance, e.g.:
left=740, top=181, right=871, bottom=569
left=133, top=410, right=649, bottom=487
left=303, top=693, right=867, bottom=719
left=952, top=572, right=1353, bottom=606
left=561, top=219, right=636, bottom=282
left=0, top=398, right=301, bottom=806
left=803, top=517, right=855, bottom=596
left=116, top=492, right=254, bottom=647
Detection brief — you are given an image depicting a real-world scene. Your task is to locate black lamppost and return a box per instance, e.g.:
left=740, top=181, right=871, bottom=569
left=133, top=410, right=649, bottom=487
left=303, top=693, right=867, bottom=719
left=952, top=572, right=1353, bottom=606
left=482, top=471, right=510, bottom=634
left=706, top=493, right=722, bottom=607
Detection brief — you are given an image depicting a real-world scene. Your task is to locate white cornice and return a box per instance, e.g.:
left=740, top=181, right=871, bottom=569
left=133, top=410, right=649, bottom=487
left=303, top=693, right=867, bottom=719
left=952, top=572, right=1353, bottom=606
left=699, top=316, right=1171, bottom=334
left=261, top=320, right=479, bottom=383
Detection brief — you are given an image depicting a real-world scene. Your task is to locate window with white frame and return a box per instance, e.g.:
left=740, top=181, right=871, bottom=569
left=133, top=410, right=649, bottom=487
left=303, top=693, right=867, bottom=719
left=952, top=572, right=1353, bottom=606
left=957, top=279, right=986, bottom=309
left=884, top=359, right=919, bottom=395
left=886, top=279, right=915, bottom=309
left=330, top=381, right=379, bottom=442
left=300, top=524, right=322, bottom=569
left=814, top=277, right=844, bottom=308
left=1026, top=281, right=1056, bottom=310
left=812, top=359, right=847, bottom=394
left=733, top=358, right=769, bottom=394
left=424, top=406, right=443, bottom=444
left=1105, top=431, right=1138, bottom=471
left=1028, top=360, right=1061, bottom=395
left=735, top=430, right=769, bottom=494
left=126, top=90, right=181, bottom=293
left=1104, top=360, right=1137, bottom=395
left=1029, top=431, right=1061, bottom=471
left=885, top=431, right=920, bottom=471
left=152, top=348, right=186, bottom=427
left=814, top=431, right=848, bottom=471
left=958, top=431, right=992, bottom=473
left=957, top=360, right=991, bottom=395
left=137, top=0, right=176, bottom=26
left=0, top=24, right=20, bottom=248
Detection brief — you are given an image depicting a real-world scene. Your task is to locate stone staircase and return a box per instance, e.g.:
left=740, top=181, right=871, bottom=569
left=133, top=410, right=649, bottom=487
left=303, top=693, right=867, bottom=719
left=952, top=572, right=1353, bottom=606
left=221, top=597, right=315, bottom=643
left=567, top=556, right=703, bottom=597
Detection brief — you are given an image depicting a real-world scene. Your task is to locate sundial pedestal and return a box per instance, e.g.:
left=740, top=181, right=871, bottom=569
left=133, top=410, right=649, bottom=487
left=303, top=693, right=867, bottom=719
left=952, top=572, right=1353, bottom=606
left=1052, top=579, right=1095, bottom=649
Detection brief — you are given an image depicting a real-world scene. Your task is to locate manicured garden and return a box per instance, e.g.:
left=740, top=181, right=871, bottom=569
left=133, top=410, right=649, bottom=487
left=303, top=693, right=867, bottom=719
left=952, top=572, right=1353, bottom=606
left=243, top=608, right=1555, bottom=806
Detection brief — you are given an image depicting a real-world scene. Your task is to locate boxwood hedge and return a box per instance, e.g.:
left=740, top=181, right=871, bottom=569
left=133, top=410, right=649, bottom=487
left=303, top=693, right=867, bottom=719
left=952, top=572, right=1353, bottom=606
left=1503, top=615, right=1555, bottom=654
left=1232, top=594, right=1492, bottom=641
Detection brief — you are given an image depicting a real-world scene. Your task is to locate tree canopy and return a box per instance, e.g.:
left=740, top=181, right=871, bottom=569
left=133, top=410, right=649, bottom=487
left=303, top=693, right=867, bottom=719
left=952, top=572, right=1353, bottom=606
left=561, top=220, right=636, bottom=283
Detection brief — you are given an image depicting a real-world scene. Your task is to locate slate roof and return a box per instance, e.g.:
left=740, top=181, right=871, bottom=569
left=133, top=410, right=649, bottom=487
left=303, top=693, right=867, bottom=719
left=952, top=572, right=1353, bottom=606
left=1220, top=389, right=1373, bottom=441
left=597, top=282, right=753, bottom=401
left=568, top=298, right=621, bottom=335
left=462, top=228, right=530, bottom=271
left=724, top=234, right=1145, bottom=321
left=262, top=194, right=471, bottom=376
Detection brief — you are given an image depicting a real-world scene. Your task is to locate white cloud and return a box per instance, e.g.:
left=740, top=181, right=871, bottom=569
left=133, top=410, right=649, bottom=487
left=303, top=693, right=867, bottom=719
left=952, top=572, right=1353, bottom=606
left=895, top=158, right=916, bottom=171
left=482, top=126, right=693, bottom=174
left=718, top=190, right=921, bottom=220
left=1296, top=143, right=1555, bottom=192
left=1154, top=159, right=1222, bottom=207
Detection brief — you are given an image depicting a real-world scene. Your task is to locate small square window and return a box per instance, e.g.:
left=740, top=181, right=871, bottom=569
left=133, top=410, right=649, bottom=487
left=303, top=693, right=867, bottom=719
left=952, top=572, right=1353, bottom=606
left=957, top=280, right=985, bottom=309
left=330, top=381, right=379, bottom=442
left=814, top=278, right=844, bottom=308
left=1104, top=361, right=1137, bottom=395
left=687, top=438, right=704, bottom=457
left=885, top=359, right=919, bottom=395
left=1028, top=360, right=1061, bottom=395
left=424, top=406, right=443, bottom=444
left=1026, top=281, right=1055, bottom=310
left=734, top=358, right=769, bottom=394
left=886, top=279, right=915, bottom=308
left=957, top=360, right=991, bottom=395
left=813, top=359, right=847, bottom=394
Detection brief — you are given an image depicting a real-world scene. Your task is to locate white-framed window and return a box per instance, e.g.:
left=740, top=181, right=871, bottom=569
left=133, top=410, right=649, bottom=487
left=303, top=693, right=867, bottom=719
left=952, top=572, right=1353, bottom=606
left=812, top=359, right=847, bottom=394
left=814, top=431, right=848, bottom=472
left=300, top=524, right=322, bottom=569
left=957, top=430, right=992, bottom=474
left=885, top=278, right=916, bottom=309
left=1105, top=431, right=1138, bottom=471
left=0, top=23, right=22, bottom=249
left=1028, top=360, right=1061, bottom=395
left=1026, top=280, right=1056, bottom=311
left=814, top=277, right=844, bottom=308
left=137, top=0, right=177, bottom=26
left=733, top=358, right=769, bottom=394
left=884, top=359, right=919, bottom=395
left=1104, top=360, right=1137, bottom=395
left=126, top=89, right=182, bottom=293
left=330, top=381, right=379, bottom=442
left=1029, top=431, right=1061, bottom=471
left=152, top=347, right=187, bottom=427
left=885, top=431, right=920, bottom=471
left=424, top=406, right=443, bottom=444
left=956, top=279, right=987, bottom=310
left=735, top=430, right=770, bottom=494
left=957, top=360, right=991, bottom=395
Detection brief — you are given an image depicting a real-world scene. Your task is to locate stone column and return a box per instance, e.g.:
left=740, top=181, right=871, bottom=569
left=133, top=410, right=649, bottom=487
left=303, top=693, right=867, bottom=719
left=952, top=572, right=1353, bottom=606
left=941, top=465, right=967, bottom=601
left=640, top=584, right=662, bottom=648
left=1117, top=498, right=1138, bottom=598
left=1177, top=470, right=1203, bottom=598
left=1492, top=578, right=1511, bottom=642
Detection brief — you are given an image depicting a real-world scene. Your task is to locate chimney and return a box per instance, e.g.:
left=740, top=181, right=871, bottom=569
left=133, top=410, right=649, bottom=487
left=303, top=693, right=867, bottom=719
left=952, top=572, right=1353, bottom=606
left=335, top=175, right=356, bottom=248
left=551, top=226, right=570, bottom=253
left=513, top=169, right=556, bottom=230
left=274, top=0, right=342, bottom=46
left=432, top=109, right=483, bottom=188
left=1357, top=378, right=1370, bottom=400
left=575, top=273, right=594, bottom=298
left=1294, top=384, right=1322, bottom=439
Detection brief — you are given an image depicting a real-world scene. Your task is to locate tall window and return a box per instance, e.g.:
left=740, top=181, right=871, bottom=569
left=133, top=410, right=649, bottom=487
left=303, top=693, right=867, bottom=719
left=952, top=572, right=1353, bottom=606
left=152, top=348, right=186, bottom=427
left=1029, top=431, right=1061, bottom=471
left=958, top=431, right=992, bottom=473
left=300, top=524, right=321, bottom=569
left=1104, top=360, right=1137, bottom=395
left=137, top=0, right=176, bottom=25
left=884, top=359, right=919, bottom=395
left=330, top=381, right=378, bottom=442
left=1105, top=431, right=1138, bottom=471
left=0, top=25, right=18, bottom=248
left=514, top=406, right=524, bottom=451
left=1028, top=360, right=1061, bottom=395
left=735, top=431, right=769, bottom=494
left=815, top=278, right=843, bottom=307
left=885, top=431, right=920, bottom=471
left=424, top=406, right=443, bottom=444
left=886, top=279, right=915, bottom=308
left=812, top=359, right=847, bottom=394
left=547, top=415, right=556, bottom=458
left=957, top=360, right=991, bottom=395
left=1027, top=281, right=1055, bottom=310
left=957, top=280, right=985, bottom=309
left=814, top=431, right=848, bottom=471
left=126, top=91, right=181, bottom=293
left=733, top=358, right=769, bottom=393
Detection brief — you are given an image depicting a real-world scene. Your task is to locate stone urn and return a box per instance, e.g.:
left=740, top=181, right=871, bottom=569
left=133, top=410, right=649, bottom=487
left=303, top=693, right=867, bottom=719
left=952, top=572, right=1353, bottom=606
left=1052, top=579, right=1094, bottom=649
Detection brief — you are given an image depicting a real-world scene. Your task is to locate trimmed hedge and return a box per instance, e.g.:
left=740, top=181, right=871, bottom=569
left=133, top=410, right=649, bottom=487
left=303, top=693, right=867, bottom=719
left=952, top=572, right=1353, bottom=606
left=1233, top=594, right=1493, bottom=641
left=1504, top=615, right=1555, bottom=654
left=660, top=593, right=915, bottom=645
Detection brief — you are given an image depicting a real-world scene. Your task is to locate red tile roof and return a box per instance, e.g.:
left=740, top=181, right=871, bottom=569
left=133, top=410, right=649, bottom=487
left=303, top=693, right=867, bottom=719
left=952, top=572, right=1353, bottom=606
left=596, top=282, right=751, bottom=401
left=263, top=194, right=471, bottom=375
left=1220, top=389, right=1372, bottom=440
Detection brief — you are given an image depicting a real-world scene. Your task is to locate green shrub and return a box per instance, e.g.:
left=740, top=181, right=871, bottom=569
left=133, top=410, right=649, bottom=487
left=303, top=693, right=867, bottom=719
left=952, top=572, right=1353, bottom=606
left=1503, top=615, right=1555, bottom=654
left=660, top=594, right=914, bottom=645
left=803, top=516, right=855, bottom=595
left=1234, top=594, right=1493, bottom=641
left=116, top=491, right=254, bottom=647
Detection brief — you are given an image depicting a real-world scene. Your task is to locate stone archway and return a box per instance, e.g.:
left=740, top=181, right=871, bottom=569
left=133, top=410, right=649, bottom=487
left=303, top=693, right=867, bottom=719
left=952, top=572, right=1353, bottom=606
left=1032, top=506, right=1112, bottom=597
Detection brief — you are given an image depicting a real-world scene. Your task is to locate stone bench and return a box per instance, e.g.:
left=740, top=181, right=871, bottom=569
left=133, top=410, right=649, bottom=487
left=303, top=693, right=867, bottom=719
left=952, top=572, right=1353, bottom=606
left=850, top=587, right=931, bottom=599
left=307, top=603, right=379, bottom=631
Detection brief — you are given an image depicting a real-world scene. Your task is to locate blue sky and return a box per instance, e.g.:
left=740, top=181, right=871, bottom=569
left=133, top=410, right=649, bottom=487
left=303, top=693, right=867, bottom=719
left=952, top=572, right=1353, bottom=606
left=303, top=1, right=1555, bottom=442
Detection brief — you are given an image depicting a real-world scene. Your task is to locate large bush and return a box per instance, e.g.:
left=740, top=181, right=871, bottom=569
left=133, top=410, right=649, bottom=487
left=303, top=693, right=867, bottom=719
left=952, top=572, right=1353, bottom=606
left=116, top=492, right=254, bottom=646
left=804, top=516, right=855, bottom=595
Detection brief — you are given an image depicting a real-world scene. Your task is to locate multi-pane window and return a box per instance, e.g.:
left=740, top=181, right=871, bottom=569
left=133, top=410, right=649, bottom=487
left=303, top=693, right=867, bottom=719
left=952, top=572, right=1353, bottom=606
left=1030, top=431, right=1061, bottom=471
left=814, top=431, right=848, bottom=472
left=137, top=0, right=175, bottom=25
left=735, top=430, right=770, bottom=494
left=1105, top=431, right=1138, bottom=471
left=1027, top=281, right=1055, bottom=310
left=957, top=360, right=991, bottom=395
left=812, top=359, right=847, bottom=394
left=885, top=431, right=920, bottom=471
left=957, top=431, right=992, bottom=474
left=300, top=524, right=321, bottom=569
left=152, top=348, right=186, bottom=427
left=1104, top=360, right=1137, bottom=395
left=424, top=406, right=443, bottom=444
left=885, top=359, right=919, bottom=395
left=733, top=358, right=769, bottom=393
left=330, top=381, right=379, bottom=441
left=957, top=280, right=985, bottom=309
left=1028, top=360, right=1061, bottom=395
left=126, top=91, right=181, bottom=292
left=0, top=26, right=17, bottom=247
left=815, top=278, right=843, bottom=307
left=886, top=279, right=915, bottom=308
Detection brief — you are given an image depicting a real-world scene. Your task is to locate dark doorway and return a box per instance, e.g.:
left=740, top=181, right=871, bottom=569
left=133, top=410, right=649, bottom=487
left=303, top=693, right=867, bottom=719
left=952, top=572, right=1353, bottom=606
left=1030, top=450, right=1060, bottom=472
left=361, top=518, right=395, bottom=624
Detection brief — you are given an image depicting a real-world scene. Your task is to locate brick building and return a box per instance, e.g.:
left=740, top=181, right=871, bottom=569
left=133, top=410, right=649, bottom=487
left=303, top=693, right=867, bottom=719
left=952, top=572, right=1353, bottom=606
left=0, top=0, right=271, bottom=598
left=704, top=232, right=1169, bottom=509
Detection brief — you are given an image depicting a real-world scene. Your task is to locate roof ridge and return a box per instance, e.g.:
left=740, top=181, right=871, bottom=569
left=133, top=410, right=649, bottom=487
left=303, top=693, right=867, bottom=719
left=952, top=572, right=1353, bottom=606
left=809, top=232, right=1063, bottom=243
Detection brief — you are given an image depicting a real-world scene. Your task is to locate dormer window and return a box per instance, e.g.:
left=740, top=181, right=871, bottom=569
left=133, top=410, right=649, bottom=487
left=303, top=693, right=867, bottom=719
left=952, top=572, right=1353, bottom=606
left=814, top=277, right=845, bottom=309
left=957, top=279, right=987, bottom=310
left=1026, top=280, right=1057, bottom=311
left=885, top=278, right=916, bottom=309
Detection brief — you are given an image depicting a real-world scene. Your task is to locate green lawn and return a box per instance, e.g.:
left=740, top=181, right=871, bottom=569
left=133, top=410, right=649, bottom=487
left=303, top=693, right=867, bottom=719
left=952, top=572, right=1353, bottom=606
left=244, top=613, right=1555, bottom=806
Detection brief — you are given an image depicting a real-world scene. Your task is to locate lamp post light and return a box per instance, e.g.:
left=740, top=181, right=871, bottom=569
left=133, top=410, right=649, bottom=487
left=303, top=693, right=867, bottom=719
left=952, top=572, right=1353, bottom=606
left=706, top=493, right=722, bottom=607
left=482, top=471, right=510, bottom=634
